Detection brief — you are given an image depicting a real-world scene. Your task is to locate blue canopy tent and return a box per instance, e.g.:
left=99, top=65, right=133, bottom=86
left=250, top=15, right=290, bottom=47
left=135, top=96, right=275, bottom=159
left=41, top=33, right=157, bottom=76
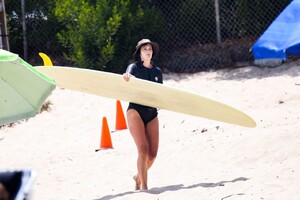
left=252, top=0, right=300, bottom=60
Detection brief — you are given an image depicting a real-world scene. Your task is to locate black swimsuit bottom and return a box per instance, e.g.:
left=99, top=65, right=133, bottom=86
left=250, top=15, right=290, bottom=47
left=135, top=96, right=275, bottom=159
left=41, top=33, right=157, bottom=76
left=128, top=103, right=158, bottom=125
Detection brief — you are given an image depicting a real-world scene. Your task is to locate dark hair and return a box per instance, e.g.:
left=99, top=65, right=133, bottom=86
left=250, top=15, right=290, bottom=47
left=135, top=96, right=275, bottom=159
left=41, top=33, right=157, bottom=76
left=133, top=39, right=159, bottom=61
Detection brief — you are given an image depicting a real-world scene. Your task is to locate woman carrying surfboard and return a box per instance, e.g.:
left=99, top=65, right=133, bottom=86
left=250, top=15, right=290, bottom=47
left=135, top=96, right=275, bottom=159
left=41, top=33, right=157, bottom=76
left=123, top=39, right=163, bottom=190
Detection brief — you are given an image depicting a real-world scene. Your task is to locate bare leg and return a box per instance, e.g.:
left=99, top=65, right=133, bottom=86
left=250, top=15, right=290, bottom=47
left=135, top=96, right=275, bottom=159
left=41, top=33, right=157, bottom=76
left=145, top=116, right=159, bottom=170
left=133, top=116, right=159, bottom=190
left=127, top=109, right=149, bottom=190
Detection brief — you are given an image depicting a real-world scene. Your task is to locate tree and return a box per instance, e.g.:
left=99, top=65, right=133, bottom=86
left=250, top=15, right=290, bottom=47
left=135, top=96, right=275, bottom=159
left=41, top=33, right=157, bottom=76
left=6, top=0, right=62, bottom=63
left=54, top=0, right=164, bottom=72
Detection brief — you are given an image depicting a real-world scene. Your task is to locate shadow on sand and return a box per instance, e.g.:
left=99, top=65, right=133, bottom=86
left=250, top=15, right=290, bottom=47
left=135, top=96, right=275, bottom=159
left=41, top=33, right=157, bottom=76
left=94, top=177, right=249, bottom=200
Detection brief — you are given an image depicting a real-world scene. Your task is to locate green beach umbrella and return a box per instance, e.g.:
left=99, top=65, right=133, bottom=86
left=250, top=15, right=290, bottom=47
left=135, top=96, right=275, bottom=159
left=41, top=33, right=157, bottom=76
left=0, top=49, right=56, bottom=126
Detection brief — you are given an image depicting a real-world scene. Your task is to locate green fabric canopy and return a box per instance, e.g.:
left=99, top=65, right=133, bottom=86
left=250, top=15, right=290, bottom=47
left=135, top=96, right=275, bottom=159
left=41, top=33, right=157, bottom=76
left=0, top=49, right=56, bottom=126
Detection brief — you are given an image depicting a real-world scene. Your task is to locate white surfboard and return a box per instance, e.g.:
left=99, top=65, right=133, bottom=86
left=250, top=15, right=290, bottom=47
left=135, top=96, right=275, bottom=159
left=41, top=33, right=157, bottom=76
left=36, top=66, right=256, bottom=128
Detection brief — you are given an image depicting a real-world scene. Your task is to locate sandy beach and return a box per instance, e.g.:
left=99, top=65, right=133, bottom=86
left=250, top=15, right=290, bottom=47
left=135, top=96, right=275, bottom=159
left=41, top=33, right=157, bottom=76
left=1, top=61, right=300, bottom=200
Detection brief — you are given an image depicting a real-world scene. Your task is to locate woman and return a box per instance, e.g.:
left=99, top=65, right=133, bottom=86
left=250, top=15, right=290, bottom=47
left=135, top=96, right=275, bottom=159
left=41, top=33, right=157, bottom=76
left=123, top=39, right=163, bottom=190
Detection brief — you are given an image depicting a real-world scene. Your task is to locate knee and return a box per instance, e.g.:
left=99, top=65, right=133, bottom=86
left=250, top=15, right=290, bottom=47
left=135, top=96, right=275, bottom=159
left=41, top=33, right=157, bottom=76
left=138, top=145, right=149, bottom=159
left=148, top=150, right=157, bottom=161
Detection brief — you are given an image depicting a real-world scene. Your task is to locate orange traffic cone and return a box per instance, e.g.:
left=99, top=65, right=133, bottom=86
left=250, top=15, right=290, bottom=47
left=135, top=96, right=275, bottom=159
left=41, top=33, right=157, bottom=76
left=99, top=117, right=113, bottom=150
left=115, top=100, right=127, bottom=131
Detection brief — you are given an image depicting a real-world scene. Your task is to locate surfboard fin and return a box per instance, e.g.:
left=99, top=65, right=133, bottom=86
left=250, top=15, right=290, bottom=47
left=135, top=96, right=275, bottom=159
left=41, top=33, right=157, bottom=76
left=38, top=52, right=53, bottom=66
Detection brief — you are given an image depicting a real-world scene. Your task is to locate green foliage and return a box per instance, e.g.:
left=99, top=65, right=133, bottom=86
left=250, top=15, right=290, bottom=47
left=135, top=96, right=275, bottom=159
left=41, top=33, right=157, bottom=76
left=6, top=0, right=63, bottom=63
left=6, top=0, right=290, bottom=68
left=177, top=0, right=215, bottom=43
left=153, top=0, right=215, bottom=50
left=220, top=0, right=291, bottom=39
left=54, top=0, right=164, bottom=72
left=246, top=0, right=291, bottom=36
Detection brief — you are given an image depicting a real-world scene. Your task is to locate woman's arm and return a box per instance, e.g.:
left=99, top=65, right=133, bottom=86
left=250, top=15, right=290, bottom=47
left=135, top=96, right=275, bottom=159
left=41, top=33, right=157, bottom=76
left=123, top=63, right=137, bottom=81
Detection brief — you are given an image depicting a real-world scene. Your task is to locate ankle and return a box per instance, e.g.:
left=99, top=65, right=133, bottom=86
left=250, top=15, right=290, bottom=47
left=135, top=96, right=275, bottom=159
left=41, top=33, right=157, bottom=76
left=140, top=184, right=148, bottom=190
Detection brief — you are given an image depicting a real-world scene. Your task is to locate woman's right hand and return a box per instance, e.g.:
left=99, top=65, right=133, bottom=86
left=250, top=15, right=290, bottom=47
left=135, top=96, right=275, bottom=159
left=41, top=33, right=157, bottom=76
left=123, top=73, right=134, bottom=81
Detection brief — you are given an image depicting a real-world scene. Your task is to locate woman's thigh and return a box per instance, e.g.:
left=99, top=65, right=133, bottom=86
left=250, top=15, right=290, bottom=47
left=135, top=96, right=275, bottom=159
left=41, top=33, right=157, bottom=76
left=127, top=109, right=148, bottom=153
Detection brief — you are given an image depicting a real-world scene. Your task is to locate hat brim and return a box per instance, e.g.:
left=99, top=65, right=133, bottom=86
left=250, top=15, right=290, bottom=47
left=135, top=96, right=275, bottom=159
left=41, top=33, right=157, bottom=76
left=133, top=41, right=159, bottom=61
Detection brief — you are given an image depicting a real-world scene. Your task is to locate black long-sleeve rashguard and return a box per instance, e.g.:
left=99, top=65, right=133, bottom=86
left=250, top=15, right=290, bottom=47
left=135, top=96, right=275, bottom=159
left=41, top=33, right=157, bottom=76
left=125, top=61, right=163, bottom=125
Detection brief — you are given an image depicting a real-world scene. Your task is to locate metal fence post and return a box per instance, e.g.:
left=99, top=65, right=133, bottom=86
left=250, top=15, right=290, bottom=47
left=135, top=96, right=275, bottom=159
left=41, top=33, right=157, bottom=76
left=215, top=0, right=221, bottom=45
left=0, top=0, right=9, bottom=50
left=21, top=0, right=27, bottom=60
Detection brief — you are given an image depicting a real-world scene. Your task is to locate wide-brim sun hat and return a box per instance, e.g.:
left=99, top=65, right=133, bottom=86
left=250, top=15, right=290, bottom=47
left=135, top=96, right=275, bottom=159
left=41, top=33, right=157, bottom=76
left=133, top=39, right=159, bottom=61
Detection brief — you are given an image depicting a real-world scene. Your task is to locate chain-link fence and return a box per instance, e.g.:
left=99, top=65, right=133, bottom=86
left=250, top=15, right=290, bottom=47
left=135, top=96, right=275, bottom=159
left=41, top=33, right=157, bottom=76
left=4, top=0, right=69, bottom=66
left=153, top=0, right=291, bottom=72
left=4, top=0, right=292, bottom=73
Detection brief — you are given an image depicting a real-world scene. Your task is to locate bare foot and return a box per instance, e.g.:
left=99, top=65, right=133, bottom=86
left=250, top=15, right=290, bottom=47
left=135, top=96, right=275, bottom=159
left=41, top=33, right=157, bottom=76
left=133, top=175, right=141, bottom=190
